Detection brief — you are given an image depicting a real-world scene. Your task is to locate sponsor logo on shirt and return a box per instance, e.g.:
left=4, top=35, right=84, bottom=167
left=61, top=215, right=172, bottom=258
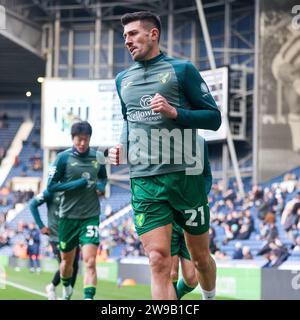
left=127, top=95, right=162, bottom=122
left=140, top=95, right=153, bottom=109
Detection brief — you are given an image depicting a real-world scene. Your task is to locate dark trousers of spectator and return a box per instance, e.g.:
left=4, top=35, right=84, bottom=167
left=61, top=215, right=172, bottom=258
left=28, top=245, right=40, bottom=270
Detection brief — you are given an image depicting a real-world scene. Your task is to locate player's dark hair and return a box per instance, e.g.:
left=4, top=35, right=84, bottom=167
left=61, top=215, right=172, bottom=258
left=121, top=11, right=161, bottom=42
left=71, top=121, right=92, bottom=138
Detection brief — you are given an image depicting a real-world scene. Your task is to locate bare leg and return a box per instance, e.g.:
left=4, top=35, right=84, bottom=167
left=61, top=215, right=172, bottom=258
left=170, top=255, right=179, bottom=283
left=81, top=244, right=98, bottom=287
left=140, top=224, right=177, bottom=300
left=60, top=248, right=76, bottom=279
left=184, top=231, right=216, bottom=292
left=181, top=257, right=198, bottom=288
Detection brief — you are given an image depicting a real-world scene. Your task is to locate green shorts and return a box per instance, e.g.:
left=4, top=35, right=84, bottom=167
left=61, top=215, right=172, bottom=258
left=58, top=215, right=100, bottom=252
left=171, top=223, right=191, bottom=260
left=131, top=171, right=210, bottom=236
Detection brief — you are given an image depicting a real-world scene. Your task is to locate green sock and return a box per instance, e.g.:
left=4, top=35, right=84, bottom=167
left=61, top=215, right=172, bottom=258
left=61, top=277, right=72, bottom=287
left=84, top=286, right=96, bottom=300
left=176, top=278, right=196, bottom=300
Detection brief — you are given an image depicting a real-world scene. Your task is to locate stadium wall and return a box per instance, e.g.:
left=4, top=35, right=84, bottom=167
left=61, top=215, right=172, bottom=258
left=261, top=269, right=300, bottom=300
left=256, top=0, right=300, bottom=182
left=2, top=257, right=300, bottom=299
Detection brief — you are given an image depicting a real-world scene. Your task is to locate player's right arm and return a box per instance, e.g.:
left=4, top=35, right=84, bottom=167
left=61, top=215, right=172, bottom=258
left=29, top=190, right=49, bottom=234
left=47, top=152, right=88, bottom=192
left=109, top=72, right=128, bottom=165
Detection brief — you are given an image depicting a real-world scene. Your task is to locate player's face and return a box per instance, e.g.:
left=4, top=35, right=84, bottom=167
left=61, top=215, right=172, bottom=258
left=72, top=134, right=90, bottom=154
left=123, top=21, right=158, bottom=61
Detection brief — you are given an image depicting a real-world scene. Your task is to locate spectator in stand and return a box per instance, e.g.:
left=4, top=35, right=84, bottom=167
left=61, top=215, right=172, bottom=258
left=281, top=192, right=300, bottom=228
left=13, top=155, right=20, bottom=167
left=292, top=235, right=300, bottom=252
left=13, top=241, right=28, bottom=259
left=209, top=226, right=219, bottom=254
left=25, top=222, right=41, bottom=273
left=242, top=246, right=253, bottom=260
left=259, top=212, right=278, bottom=243
left=0, top=113, right=9, bottom=128
left=251, top=185, right=264, bottom=202
left=262, top=238, right=289, bottom=268
left=236, top=223, right=252, bottom=240
left=0, top=147, right=6, bottom=164
left=232, top=242, right=243, bottom=259
left=20, top=163, right=28, bottom=176
left=0, top=230, right=10, bottom=248
left=282, top=192, right=300, bottom=241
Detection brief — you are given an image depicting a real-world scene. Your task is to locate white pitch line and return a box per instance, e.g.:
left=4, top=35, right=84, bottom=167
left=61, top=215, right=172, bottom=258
left=0, top=279, right=48, bottom=298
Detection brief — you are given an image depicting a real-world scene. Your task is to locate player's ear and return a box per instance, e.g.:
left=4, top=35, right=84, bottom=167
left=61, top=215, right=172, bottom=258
left=150, top=28, right=159, bottom=41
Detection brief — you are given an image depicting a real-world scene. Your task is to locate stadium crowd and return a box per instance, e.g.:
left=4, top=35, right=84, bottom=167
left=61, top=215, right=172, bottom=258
left=0, top=167, right=299, bottom=269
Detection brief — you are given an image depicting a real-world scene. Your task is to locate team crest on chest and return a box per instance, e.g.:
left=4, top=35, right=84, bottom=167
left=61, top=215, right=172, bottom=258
left=123, top=81, right=133, bottom=89
left=91, top=160, right=99, bottom=169
left=158, top=72, right=171, bottom=84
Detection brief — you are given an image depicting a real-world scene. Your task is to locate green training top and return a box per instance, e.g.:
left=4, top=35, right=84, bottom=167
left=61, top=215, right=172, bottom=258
left=29, top=190, right=61, bottom=242
left=47, top=147, right=107, bottom=220
left=115, top=52, right=221, bottom=178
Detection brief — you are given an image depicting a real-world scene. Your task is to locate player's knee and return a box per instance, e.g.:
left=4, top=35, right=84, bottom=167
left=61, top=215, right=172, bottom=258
left=60, top=258, right=68, bottom=270
left=170, top=269, right=179, bottom=282
left=84, top=255, right=96, bottom=271
left=149, top=250, right=170, bottom=274
left=193, top=251, right=211, bottom=272
left=184, top=273, right=198, bottom=288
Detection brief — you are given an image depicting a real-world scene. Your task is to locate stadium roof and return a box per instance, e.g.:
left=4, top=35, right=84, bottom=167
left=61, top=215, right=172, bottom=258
left=0, top=0, right=251, bottom=98
left=0, top=34, right=45, bottom=98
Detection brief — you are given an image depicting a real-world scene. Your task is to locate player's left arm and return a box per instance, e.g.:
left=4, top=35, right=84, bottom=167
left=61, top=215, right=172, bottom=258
left=150, top=62, right=221, bottom=130
left=29, top=191, right=48, bottom=230
left=47, top=153, right=87, bottom=192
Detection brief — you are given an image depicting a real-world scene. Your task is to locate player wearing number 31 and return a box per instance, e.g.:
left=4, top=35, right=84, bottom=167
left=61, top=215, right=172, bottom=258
left=47, top=121, right=107, bottom=300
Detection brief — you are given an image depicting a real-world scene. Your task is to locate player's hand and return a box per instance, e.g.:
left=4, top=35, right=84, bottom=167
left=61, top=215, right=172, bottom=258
left=150, top=93, right=177, bottom=119
left=108, top=144, right=123, bottom=165
left=96, top=190, right=105, bottom=197
left=41, top=227, right=50, bottom=235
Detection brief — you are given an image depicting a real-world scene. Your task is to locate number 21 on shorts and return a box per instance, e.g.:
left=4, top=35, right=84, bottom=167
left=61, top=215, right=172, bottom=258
left=184, top=206, right=205, bottom=227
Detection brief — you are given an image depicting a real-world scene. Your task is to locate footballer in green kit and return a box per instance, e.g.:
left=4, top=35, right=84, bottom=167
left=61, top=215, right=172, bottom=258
left=47, top=121, right=107, bottom=300
left=29, top=190, right=80, bottom=300
left=109, top=11, right=220, bottom=300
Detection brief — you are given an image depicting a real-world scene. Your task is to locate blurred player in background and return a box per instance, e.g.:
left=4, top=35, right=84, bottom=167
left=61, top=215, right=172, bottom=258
left=170, top=136, right=213, bottom=299
left=109, top=11, right=220, bottom=299
left=47, top=121, right=107, bottom=300
left=29, top=190, right=80, bottom=300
